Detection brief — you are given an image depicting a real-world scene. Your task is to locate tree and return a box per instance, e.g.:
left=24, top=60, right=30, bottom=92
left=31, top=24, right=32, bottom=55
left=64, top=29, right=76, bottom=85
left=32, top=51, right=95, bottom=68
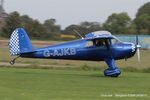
left=79, top=21, right=101, bottom=34
left=136, top=2, right=150, bottom=17
left=20, top=15, right=35, bottom=36
left=29, top=20, right=50, bottom=39
left=43, top=18, right=61, bottom=35
left=63, top=21, right=101, bottom=37
left=20, top=15, right=50, bottom=39
left=134, top=14, right=150, bottom=34
left=62, top=25, right=80, bottom=37
left=102, top=12, right=131, bottom=34
left=134, top=2, right=150, bottom=34
left=1, top=12, right=60, bottom=39
left=2, top=11, right=22, bottom=37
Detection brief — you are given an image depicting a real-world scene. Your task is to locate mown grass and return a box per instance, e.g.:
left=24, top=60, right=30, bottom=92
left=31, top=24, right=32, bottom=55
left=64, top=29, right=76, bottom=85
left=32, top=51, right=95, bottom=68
left=1, top=63, right=150, bottom=74
left=0, top=67, right=149, bottom=100
left=0, top=40, right=150, bottom=100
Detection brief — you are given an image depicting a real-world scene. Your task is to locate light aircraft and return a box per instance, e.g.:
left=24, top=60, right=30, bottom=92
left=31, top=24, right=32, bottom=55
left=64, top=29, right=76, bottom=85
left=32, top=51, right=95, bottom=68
left=8, top=28, right=140, bottom=77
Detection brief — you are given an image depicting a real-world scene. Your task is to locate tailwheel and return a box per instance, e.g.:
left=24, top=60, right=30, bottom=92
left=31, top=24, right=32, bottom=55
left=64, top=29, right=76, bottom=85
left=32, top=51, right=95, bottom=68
left=10, top=60, right=15, bottom=65
left=9, top=55, right=20, bottom=65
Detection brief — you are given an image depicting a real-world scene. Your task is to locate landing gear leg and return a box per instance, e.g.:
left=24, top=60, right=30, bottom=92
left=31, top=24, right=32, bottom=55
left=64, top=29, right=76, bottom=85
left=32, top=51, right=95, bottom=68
left=104, top=58, right=121, bottom=77
left=10, top=55, right=20, bottom=65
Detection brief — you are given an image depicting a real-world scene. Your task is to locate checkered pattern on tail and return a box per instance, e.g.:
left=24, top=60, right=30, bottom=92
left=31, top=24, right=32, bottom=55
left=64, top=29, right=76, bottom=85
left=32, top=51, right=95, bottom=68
left=8, top=30, right=20, bottom=56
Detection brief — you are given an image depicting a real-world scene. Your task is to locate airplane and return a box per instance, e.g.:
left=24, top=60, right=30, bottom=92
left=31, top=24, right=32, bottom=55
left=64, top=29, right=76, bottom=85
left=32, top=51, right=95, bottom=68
left=8, top=28, right=140, bottom=77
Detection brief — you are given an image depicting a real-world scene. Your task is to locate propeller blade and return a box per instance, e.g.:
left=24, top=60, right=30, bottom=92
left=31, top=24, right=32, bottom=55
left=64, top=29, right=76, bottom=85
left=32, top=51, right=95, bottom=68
left=137, top=47, right=140, bottom=63
left=136, top=31, right=141, bottom=63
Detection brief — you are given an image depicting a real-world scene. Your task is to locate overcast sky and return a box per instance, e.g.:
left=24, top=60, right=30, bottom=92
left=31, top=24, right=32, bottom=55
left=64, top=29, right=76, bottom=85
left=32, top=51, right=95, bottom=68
left=3, top=0, right=150, bottom=29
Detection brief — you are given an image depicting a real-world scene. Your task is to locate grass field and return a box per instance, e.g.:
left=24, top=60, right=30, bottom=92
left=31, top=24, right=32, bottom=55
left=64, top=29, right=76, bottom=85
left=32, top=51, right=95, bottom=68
left=0, top=67, right=149, bottom=100
left=0, top=40, right=150, bottom=100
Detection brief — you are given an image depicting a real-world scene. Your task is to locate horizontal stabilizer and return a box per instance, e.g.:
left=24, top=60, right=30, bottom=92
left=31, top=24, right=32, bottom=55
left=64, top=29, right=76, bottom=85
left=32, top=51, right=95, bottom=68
left=18, top=50, right=37, bottom=54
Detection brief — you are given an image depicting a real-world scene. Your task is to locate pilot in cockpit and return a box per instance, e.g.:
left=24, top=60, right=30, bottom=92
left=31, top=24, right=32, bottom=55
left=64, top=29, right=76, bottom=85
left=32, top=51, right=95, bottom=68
left=96, top=39, right=106, bottom=46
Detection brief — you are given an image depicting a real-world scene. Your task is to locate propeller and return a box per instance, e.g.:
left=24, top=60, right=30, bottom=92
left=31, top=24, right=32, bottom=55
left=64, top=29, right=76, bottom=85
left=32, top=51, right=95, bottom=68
left=136, top=32, right=141, bottom=63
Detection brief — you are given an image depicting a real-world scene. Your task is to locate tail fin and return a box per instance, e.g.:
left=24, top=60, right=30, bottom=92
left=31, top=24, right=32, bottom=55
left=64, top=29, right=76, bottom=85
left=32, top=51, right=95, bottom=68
left=8, top=28, right=34, bottom=56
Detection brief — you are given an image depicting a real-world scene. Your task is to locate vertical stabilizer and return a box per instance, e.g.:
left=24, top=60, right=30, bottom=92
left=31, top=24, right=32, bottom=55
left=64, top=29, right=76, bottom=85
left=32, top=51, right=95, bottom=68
left=8, top=28, right=34, bottom=56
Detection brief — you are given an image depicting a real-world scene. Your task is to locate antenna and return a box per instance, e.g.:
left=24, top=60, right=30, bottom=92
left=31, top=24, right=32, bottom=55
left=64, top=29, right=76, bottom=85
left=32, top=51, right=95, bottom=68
left=73, top=30, right=84, bottom=39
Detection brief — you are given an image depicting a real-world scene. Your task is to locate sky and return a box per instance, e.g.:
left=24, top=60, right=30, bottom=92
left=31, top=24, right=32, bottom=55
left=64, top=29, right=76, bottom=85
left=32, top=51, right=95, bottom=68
left=3, top=0, right=150, bottom=29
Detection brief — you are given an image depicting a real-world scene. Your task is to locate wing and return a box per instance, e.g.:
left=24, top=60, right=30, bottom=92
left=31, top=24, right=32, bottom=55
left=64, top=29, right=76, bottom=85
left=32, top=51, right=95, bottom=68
left=85, top=31, right=114, bottom=40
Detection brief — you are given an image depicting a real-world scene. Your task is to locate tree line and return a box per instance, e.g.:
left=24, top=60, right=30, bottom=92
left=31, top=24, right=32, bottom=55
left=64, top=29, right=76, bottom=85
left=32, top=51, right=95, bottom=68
left=0, top=2, right=150, bottom=40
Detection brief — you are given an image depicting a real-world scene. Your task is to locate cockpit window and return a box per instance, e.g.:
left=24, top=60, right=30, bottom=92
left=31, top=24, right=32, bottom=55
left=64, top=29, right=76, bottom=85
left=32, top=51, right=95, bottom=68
left=95, top=39, right=106, bottom=46
left=86, top=37, right=120, bottom=47
left=111, top=37, right=120, bottom=45
left=85, top=41, right=93, bottom=47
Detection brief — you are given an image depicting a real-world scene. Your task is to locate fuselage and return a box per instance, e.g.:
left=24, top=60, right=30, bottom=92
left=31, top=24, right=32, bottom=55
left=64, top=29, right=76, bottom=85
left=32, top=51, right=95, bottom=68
left=9, top=29, right=137, bottom=77
left=20, top=36, right=137, bottom=61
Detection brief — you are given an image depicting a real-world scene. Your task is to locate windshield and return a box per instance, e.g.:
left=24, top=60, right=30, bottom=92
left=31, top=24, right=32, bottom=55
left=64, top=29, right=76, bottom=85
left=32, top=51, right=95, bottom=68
left=111, top=36, right=121, bottom=45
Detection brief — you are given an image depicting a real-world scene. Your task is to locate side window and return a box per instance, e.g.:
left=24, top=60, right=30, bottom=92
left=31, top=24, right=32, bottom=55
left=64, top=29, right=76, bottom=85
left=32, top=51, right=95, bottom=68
left=85, top=41, right=93, bottom=47
left=95, top=39, right=106, bottom=46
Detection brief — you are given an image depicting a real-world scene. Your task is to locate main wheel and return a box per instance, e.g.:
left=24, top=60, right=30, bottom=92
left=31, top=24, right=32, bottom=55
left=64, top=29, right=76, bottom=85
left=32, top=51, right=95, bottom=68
left=111, top=74, right=119, bottom=77
left=104, top=67, right=121, bottom=77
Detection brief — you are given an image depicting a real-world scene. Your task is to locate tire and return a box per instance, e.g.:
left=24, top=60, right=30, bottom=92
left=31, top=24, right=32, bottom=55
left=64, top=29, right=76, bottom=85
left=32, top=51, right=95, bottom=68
left=10, top=60, right=14, bottom=65
left=111, top=74, right=119, bottom=77
left=104, top=67, right=121, bottom=77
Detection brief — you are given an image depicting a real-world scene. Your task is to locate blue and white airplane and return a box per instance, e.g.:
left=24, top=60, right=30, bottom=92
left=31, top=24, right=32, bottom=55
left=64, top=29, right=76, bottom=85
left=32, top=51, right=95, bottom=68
left=8, top=28, right=140, bottom=77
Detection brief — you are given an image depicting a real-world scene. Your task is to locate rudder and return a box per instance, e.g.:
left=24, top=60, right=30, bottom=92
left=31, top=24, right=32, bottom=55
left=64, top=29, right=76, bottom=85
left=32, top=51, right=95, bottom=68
left=8, top=28, right=34, bottom=56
